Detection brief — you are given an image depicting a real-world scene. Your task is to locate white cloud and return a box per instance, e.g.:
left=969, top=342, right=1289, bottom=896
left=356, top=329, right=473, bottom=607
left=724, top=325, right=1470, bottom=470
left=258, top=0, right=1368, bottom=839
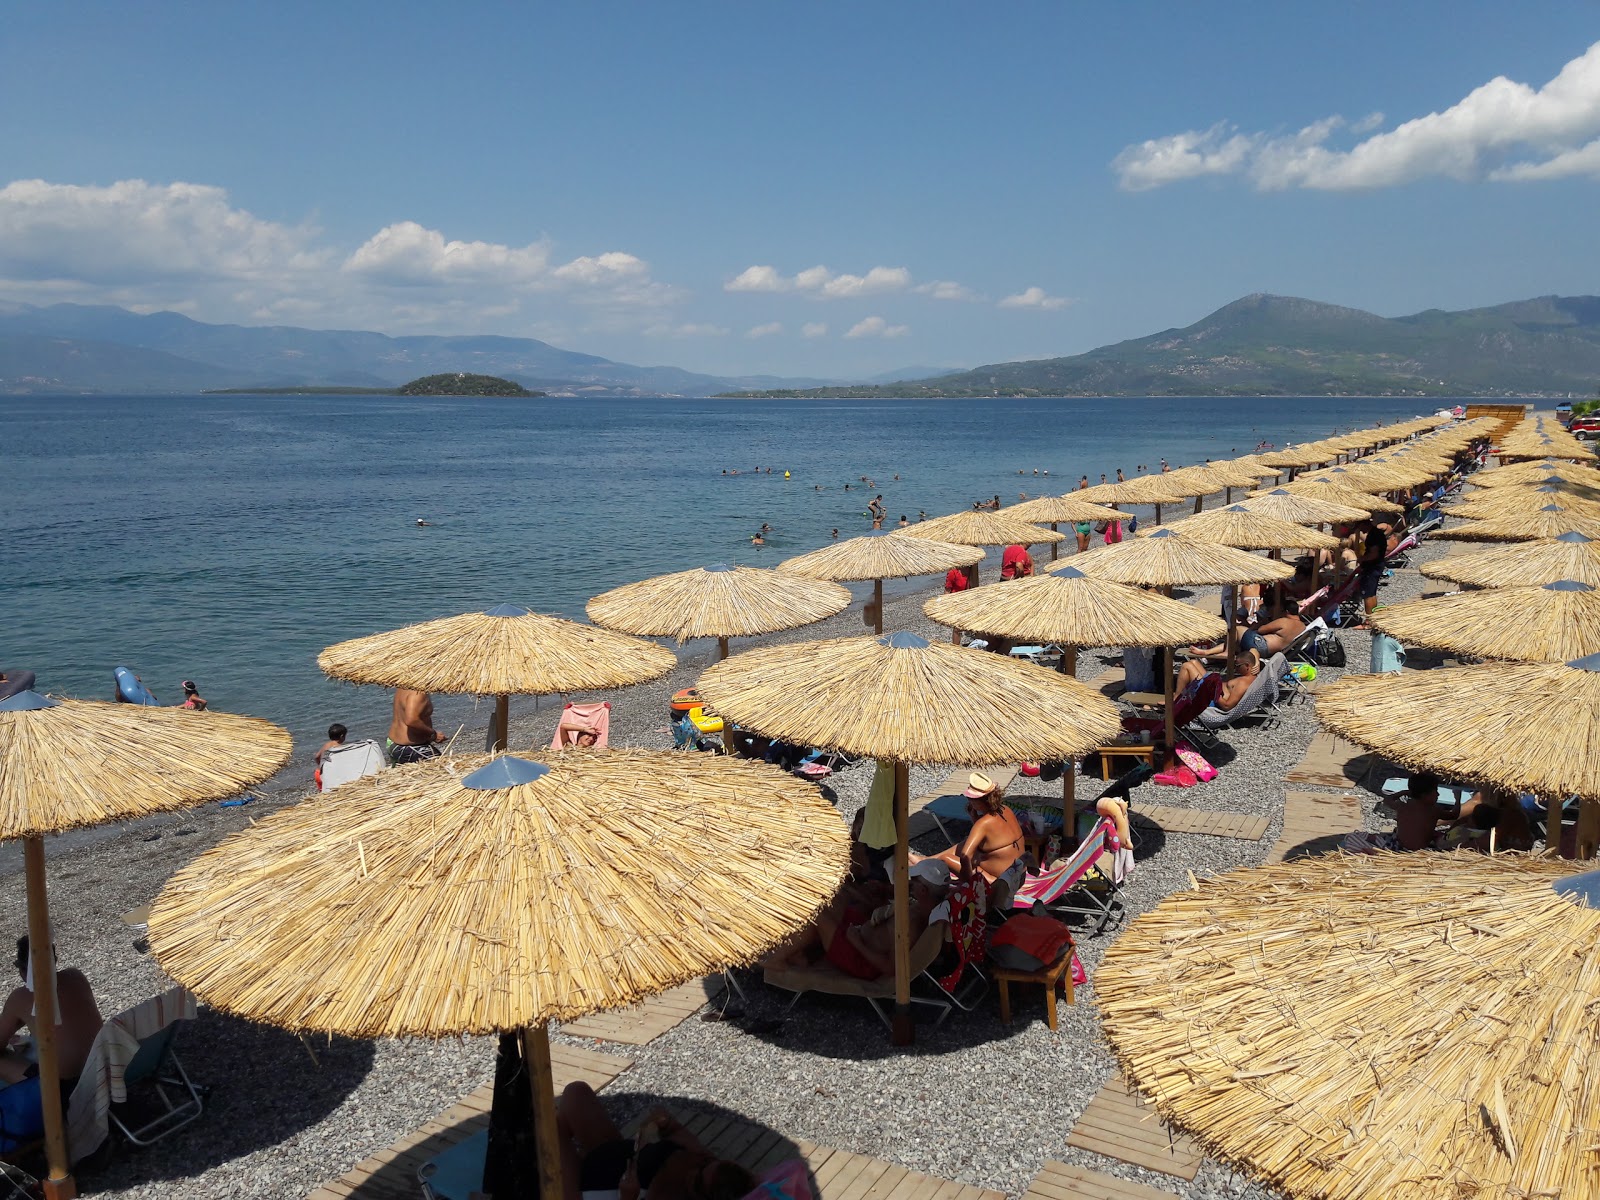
left=801, top=322, right=828, bottom=338
left=722, top=262, right=914, bottom=298
left=914, top=280, right=977, bottom=301
left=999, top=286, right=1070, bottom=311
left=844, top=315, right=909, bottom=339
left=344, top=221, right=551, bottom=285
left=646, top=321, right=728, bottom=338
left=1113, top=40, right=1600, bottom=190
left=746, top=321, right=783, bottom=338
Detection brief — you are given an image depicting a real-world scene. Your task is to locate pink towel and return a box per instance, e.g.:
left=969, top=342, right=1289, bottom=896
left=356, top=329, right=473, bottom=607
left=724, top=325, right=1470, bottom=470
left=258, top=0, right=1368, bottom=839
left=550, top=701, right=611, bottom=749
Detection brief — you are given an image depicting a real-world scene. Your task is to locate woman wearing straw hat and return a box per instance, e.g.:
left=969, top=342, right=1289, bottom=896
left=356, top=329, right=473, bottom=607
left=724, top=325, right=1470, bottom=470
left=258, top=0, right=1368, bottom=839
left=910, top=771, right=1026, bottom=899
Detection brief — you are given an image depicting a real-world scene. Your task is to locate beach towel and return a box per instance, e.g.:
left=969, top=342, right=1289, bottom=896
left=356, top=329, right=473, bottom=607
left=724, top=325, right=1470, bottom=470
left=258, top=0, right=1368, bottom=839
left=67, top=986, right=197, bottom=1161
left=858, top=760, right=897, bottom=849
left=936, top=873, right=989, bottom=992
left=550, top=701, right=611, bottom=749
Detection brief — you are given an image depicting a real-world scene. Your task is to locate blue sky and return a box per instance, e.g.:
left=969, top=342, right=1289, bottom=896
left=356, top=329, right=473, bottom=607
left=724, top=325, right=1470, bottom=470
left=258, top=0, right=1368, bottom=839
left=2, top=3, right=1597, bottom=380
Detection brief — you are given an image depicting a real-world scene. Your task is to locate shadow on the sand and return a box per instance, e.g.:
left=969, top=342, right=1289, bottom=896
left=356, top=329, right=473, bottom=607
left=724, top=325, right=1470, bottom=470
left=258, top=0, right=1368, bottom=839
left=76, top=1010, right=374, bottom=1190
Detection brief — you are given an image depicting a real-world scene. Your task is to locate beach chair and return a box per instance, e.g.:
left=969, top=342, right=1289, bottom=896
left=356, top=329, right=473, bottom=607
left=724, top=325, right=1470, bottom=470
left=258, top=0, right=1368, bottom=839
left=1188, top=654, right=1285, bottom=745
left=67, top=987, right=201, bottom=1160
left=762, top=919, right=957, bottom=1027
left=1009, top=817, right=1123, bottom=935
left=318, top=738, right=386, bottom=792
left=549, top=700, right=610, bottom=749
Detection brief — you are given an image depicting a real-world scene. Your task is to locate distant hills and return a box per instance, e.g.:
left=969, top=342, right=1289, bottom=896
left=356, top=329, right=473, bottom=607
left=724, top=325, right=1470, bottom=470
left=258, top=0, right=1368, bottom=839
left=0, top=302, right=840, bottom=397
left=722, top=294, right=1600, bottom=399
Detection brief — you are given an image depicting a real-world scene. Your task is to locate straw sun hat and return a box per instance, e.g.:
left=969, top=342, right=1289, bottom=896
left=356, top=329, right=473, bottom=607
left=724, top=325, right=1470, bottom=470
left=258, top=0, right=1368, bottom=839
left=963, top=771, right=996, bottom=799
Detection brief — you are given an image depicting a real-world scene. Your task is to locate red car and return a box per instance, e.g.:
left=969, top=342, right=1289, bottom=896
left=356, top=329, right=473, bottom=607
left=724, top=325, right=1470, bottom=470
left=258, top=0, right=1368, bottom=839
left=1570, top=416, right=1600, bottom=440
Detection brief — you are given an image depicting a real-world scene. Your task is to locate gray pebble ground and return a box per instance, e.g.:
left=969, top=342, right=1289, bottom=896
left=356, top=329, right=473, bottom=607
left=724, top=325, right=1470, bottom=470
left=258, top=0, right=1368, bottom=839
left=3, top=502, right=1469, bottom=1200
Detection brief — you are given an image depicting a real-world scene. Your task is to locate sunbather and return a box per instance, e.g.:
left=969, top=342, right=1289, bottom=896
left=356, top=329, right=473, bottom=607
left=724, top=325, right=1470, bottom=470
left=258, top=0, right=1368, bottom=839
left=1, top=937, right=103, bottom=1089
left=765, top=860, right=951, bottom=980
left=1343, top=772, right=1441, bottom=853
left=909, top=771, right=1026, bottom=894
left=1174, top=651, right=1260, bottom=713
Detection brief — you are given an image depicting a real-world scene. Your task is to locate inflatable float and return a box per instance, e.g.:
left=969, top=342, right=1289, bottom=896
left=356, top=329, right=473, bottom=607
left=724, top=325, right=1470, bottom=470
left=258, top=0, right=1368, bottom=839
left=113, top=666, right=161, bottom=706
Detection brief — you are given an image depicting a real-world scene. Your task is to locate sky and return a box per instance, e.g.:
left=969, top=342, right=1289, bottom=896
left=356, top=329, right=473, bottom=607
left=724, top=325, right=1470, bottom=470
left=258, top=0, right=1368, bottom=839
left=2, top=3, right=1598, bottom=381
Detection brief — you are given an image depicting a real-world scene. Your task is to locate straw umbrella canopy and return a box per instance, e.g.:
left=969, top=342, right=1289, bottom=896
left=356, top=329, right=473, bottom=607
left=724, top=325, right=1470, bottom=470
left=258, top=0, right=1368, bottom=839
left=698, top=631, right=1120, bottom=1041
left=0, top=692, right=291, bottom=1193
left=1473, top=459, right=1600, bottom=490
left=1077, top=477, right=1194, bottom=523
left=149, top=748, right=848, bottom=1199
left=1007, top=495, right=1125, bottom=560
left=319, top=605, right=676, bottom=751
left=1241, top=487, right=1370, bottom=525
left=923, top=565, right=1225, bottom=813
left=1071, top=530, right=1293, bottom=746
left=776, top=530, right=984, bottom=635
left=1097, top=851, right=1600, bottom=1200
left=900, top=509, right=1065, bottom=562
left=1432, top=504, right=1600, bottom=542
left=1254, top=445, right=1325, bottom=471
left=1281, top=479, right=1403, bottom=515
left=587, top=563, right=850, bottom=654
left=1317, top=655, right=1600, bottom=854
left=1444, top=482, right=1600, bottom=520
left=1368, top=580, right=1600, bottom=663
left=1420, top=532, right=1600, bottom=589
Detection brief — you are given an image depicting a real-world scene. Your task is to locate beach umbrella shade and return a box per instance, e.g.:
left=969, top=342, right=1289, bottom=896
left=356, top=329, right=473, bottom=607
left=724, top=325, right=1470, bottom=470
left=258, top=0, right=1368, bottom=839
left=1317, top=654, right=1600, bottom=855
left=1472, top=459, right=1600, bottom=490
left=1006, top=495, right=1125, bottom=560
left=1096, top=851, right=1600, bottom=1200
left=923, top=565, right=1226, bottom=811
left=1254, top=446, right=1326, bottom=471
left=319, top=604, right=676, bottom=751
left=1432, top=504, right=1600, bottom=543
left=776, top=530, right=983, bottom=635
left=1446, top=480, right=1600, bottom=518
left=1420, top=531, right=1600, bottom=589
left=1242, top=487, right=1371, bottom=525
left=1077, top=477, right=1194, bottom=523
left=149, top=748, right=848, bottom=1199
left=1281, top=479, right=1403, bottom=515
left=1369, top=579, right=1600, bottom=662
left=1057, top=529, right=1292, bottom=747
left=0, top=692, right=291, bottom=1193
left=900, top=508, right=1066, bottom=556
left=698, top=631, right=1121, bottom=1041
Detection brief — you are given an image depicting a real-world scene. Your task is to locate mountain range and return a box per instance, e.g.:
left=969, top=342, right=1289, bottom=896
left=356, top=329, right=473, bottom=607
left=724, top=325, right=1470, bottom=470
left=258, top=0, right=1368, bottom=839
left=2, top=293, right=1598, bottom=398
left=725, top=294, right=1600, bottom=399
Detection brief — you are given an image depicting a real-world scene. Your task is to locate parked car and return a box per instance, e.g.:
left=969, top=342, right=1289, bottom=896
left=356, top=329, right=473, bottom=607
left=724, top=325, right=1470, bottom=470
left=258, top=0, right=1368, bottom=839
left=1570, top=415, right=1600, bottom=440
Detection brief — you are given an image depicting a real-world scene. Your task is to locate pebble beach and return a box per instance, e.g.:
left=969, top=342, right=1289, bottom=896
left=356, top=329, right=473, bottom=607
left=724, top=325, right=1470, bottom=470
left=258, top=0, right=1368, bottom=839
left=3, top=519, right=1460, bottom=1200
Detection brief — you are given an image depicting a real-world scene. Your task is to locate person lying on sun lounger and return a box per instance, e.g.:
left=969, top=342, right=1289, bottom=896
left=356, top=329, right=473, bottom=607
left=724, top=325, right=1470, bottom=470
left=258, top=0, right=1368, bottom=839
left=1189, top=614, right=1306, bottom=662
left=1174, top=651, right=1260, bottom=713
left=764, top=860, right=950, bottom=981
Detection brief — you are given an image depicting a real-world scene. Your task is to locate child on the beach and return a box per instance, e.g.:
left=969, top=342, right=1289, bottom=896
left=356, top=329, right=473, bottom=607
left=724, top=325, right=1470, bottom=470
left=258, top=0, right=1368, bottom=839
left=314, top=723, right=348, bottom=791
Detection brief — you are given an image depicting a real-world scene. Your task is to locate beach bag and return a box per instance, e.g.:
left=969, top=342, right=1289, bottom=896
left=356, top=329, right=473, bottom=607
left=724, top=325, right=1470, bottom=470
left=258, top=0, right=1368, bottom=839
left=1289, top=662, right=1317, bottom=682
left=1310, top=631, right=1346, bottom=667
left=1174, top=740, right=1218, bottom=782
left=1371, top=632, right=1406, bottom=674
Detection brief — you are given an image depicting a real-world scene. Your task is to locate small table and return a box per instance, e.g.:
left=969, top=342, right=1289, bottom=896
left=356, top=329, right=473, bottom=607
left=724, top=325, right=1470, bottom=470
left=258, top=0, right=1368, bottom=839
left=994, top=953, right=1076, bottom=1030
left=1095, top=742, right=1155, bottom=780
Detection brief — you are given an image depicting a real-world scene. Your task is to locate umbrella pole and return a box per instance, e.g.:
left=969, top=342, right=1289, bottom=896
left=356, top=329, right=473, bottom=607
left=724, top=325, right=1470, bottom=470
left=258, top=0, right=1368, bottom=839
left=1193, top=495, right=1203, bottom=515
left=1163, top=647, right=1175, bottom=752
left=1061, top=648, right=1079, bottom=818
left=891, top=760, right=913, bottom=1046
left=1226, top=585, right=1238, bottom=662
left=1155, top=502, right=1163, bottom=525
left=718, top=637, right=735, bottom=754
left=873, top=579, right=884, bottom=636
left=490, top=695, right=510, bottom=753
left=1580, top=798, right=1600, bottom=861
left=522, top=1025, right=567, bottom=1200
left=1049, top=523, right=1059, bottom=561
left=25, top=836, right=72, bottom=1199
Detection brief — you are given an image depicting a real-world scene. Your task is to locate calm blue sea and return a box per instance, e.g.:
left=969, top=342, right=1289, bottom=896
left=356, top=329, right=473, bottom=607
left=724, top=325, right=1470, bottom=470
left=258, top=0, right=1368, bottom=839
left=4, top=394, right=1433, bottom=769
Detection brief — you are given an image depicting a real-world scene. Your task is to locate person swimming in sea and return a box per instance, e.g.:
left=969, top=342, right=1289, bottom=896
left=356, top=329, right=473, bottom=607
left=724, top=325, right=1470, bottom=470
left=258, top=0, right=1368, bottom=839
left=830, top=528, right=839, bottom=539
left=751, top=532, right=765, bottom=545
left=415, top=518, right=432, bottom=527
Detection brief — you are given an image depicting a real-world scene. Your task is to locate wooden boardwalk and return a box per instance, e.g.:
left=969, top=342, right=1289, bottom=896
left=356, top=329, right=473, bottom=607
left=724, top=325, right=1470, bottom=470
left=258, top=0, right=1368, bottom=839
left=678, top=1108, right=1006, bottom=1200
left=1064, top=1075, right=1202, bottom=1181
left=1265, top=789, right=1360, bottom=864
left=1283, top=730, right=1378, bottom=789
left=1022, top=1160, right=1179, bottom=1199
left=559, top=977, right=724, bottom=1045
left=304, top=1042, right=633, bottom=1200
left=1135, top=804, right=1269, bottom=841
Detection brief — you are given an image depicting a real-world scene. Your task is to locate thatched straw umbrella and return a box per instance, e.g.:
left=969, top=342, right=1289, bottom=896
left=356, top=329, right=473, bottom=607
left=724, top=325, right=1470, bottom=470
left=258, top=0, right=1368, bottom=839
left=1432, top=504, right=1600, bottom=543
left=1097, top=851, right=1600, bottom=1200
left=698, top=631, right=1120, bottom=1042
left=1369, top=580, right=1600, bottom=663
left=1241, top=487, right=1370, bottom=525
left=1473, top=459, right=1600, bottom=490
left=1317, top=654, right=1600, bottom=855
left=149, top=748, right=847, bottom=1200
left=900, top=509, right=1065, bottom=561
left=1421, top=531, right=1600, bottom=589
left=1163, top=506, right=1339, bottom=654
left=1006, top=495, right=1124, bottom=561
left=776, top=530, right=983, bottom=637
left=1077, top=477, right=1192, bottom=524
left=1280, top=478, right=1402, bottom=515
left=1071, top=530, right=1293, bottom=746
left=0, top=691, right=291, bottom=1193
left=586, top=563, right=850, bottom=654
left=319, top=605, right=676, bottom=751
left=923, top=565, right=1225, bottom=811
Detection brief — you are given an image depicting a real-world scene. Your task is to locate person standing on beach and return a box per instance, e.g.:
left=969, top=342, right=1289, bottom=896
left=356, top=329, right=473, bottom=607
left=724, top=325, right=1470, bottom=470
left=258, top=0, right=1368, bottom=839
left=387, top=688, right=445, bottom=765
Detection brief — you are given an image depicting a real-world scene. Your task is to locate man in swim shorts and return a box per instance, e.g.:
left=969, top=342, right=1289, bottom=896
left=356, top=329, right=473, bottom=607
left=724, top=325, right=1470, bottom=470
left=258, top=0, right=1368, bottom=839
left=387, top=688, right=445, bottom=765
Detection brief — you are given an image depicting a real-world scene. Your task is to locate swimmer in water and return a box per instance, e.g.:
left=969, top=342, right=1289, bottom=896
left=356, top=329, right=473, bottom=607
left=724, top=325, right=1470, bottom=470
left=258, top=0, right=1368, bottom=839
left=830, top=528, right=839, bottom=539
left=760, top=522, right=772, bottom=533
left=751, top=532, right=765, bottom=545
left=415, top=519, right=432, bottom=527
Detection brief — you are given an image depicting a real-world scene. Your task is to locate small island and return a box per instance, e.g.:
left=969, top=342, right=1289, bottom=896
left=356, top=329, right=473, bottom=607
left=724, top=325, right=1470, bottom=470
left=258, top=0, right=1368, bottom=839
left=399, top=373, right=541, bottom=397
left=206, top=373, right=544, bottom=398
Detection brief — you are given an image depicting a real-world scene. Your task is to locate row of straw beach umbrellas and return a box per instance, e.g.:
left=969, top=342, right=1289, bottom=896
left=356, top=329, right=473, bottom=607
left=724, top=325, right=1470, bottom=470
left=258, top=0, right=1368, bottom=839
left=1, top=411, right=1468, bottom=1196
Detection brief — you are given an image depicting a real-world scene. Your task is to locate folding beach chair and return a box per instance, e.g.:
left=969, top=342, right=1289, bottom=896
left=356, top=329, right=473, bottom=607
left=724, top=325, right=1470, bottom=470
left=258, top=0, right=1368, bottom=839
left=762, top=919, right=958, bottom=1027
left=1187, top=654, right=1285, bottom=747
left=1009, top=817, right=1123, bottom=935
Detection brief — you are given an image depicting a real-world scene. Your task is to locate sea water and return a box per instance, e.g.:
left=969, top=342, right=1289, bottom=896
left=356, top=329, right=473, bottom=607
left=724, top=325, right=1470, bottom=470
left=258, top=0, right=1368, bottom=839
left=3, top=393, right=1432, bottom=767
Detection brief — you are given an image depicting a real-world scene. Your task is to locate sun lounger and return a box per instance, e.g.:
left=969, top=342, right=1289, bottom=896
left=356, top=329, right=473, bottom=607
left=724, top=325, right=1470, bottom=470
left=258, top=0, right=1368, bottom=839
left=1010, top=817, right=1123, bottom=935
left=67, top=986, right=201, bottom=1160
left=1188, top=654, right=1285, bottom=745
left=762, top=920, right=956, bottom=1027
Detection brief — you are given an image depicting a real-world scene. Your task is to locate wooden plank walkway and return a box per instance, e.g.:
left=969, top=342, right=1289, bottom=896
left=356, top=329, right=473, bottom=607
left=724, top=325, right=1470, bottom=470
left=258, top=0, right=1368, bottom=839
left=679, top=1109, right=1006, bottom=1200
left=1063, top=1075, right=1202, bottom=1181
left=908, top=764, right=1019, bottom=838
left=303, top=1042, right=633, bottom=1200
left=559, top=977, right=723, bottom=1045
left=1265, top=789, right=1360, bottom=864
left=1022, top=1160, right=1180, bottom=1199
left=1135, top=804, right=1269, bottom=841
left=1283, top=730, right=1378, bottom=789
